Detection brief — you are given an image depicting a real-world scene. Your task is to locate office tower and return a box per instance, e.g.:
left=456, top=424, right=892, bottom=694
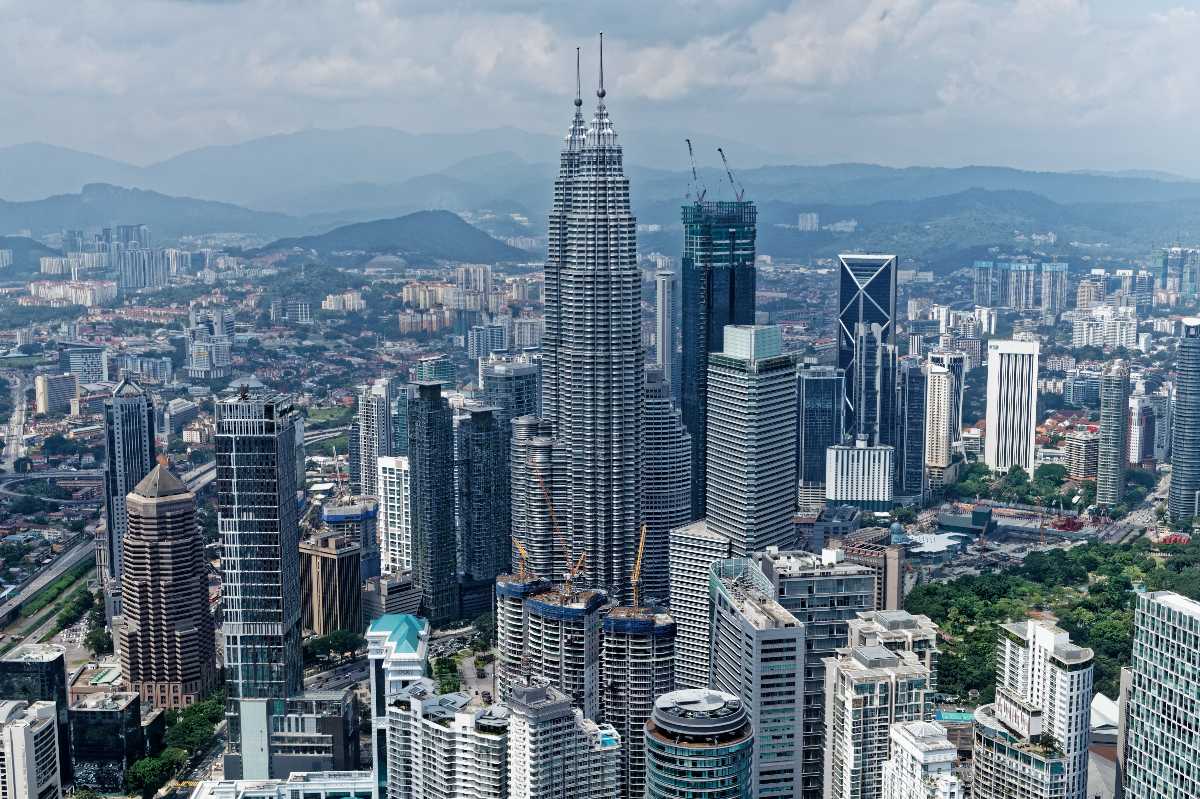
left=654, top=270, right=678, bottom=393
left=509, top=416, right=569, bottom=581
left=377, top=456, right=411, bottom=574
left=361, top=574, right=421, bottom=622
left=0, top=647, right=72, bottom=785
left=1066, top=429, right=1099, bottom=480
left=323, top=495, right=381, bottom=580
left=70, top=692, right=143, bottom=790
left=709, top=558, right=806, bottom=798
left=1170, top=318, right=1200, bottom=521
left=506, top=677, right=621, bottom=799
left=668, top=520, right=731, bottom=690
left=984, top=340, right=1039, bottom=474
left=601, top=609, right=675, bottom=799
left=300, top=532, right=363, bottom=635
left=457, top=405, right=510, bottom=585
left=101, top=379, right=156, bottom=620
left=412, top=354, right=455, bottom=386
left=216, top=387, right=304, bottom=766
left=644, top=689, right=754, bottom=799
left=383, top=679, right=509, bottom=799
left=407, top=382, right=459, bottom=625
left=895, top=356, right=927, bottom=499
left=881, top=721, right=963, bottom=799
left=927, top=350, right=965, bottom=441
left=706, top=325, right=796, bottom=555
left=1040, top=261, right=1069, bottom=318
left=924, top=364, right=954, bottom=490
left=825, top=440, right=895, bottom=511
left=640, top=366, right=691, bottom=602
left=797, top=364, right=845, bottom=503
left=971, top=621, right=1092, bottom=799
left=1128, top=394, right=1157, bottom=466
left=824, top=646, right=930, bottom=799
left=117, top=464, right=216, bottom=710
left=481, top=355, right=541, bottom=424
left=34, top=373, right=76, bottom=415
left=1097, top=360, right=1130, bottom=506
left=839, top=254, right=898, bottom=446
left=59, top=346, right=108, bottom=383
left=1121, top=590, right=1200, bottom=798
left=357, top=378, right=395, bottom=497
left=680, top=200, right=757, bottom=518
left=0, top=701, right=62, bottom=799
left=847, top=611, right=939, bottom=691
left=367, top=613, right=429, bottom=792
left=1133, top=269, right=1154, bottom=313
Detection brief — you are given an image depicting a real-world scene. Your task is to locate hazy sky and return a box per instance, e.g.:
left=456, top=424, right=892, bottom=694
left=3, top=0, right=1200, bottom=173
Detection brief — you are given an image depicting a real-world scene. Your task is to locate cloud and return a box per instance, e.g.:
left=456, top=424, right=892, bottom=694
left=1, top=0, right=1200, bottom=173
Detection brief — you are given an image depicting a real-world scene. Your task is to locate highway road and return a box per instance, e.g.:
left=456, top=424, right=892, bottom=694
left=0, top=538, right=94, bottom=624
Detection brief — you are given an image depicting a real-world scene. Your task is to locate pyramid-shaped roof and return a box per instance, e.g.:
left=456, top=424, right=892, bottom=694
left=132, top=464, right=190, bottom=499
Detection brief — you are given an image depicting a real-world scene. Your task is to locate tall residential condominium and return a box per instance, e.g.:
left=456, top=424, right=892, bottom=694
left=1121, top=590, right=1200, bottom=798
left=0, top=701, right=62, bottom=799
left=667, top=520, right=731, bottom=690
left=927, top=350, right=966, bottom=444
left=506, top=676, right=622, bottom=799
left=709, top=558, right=806, bottom=798
left=33, top=373, right=76, bottom=415
left=644, top=689, right=754, bottom=799
left=654, top=270, right=679, bottom=395
left=679, top=200, right=757, bottom=517
left=481, top=354, right=541, bottom=424
left=1169, top=318, right=1200, bottom=521
left=356, top=377, right=396, bottom=497
left=117, top=464, right=217, bottom=710
left=1041, top=261, right=1070, bottom=319
left=456, top=406, right=511, bottom=584
left=101, top=379, right=156, bottom=608
left=971, top=621, right=1092, bottom=799
left=847, top=610, right=940, bottom=693
left=973, top=260, right=1010, bottom=307
left=0, top=646, right=72, bottom=784
left=984, top=340, right=1039, bottom=474
left=600, top=609, right=675, bottom=799
left=880, top=721, right=963, bottom=799
left=838, top=254, right=897, bottom=447
left=640, top=366, right=692, bottom=603
left=1006, top=261, right=1039, bottom=311
left=366, top=613, right=429, bottom=792
left=407, top=382, right=459, bottom=625
left=924, top=364, right=954, bottom=490
left=797, top=364, right=845, bottom=499
left=494, top=575, right=552, bottom=703
left=299, top=532, right=363, bottom=636
left=706, top=325, right=796, bottom=556
left=377, top=456, right=411, bottom=574
left=545, top=55, right=644, bottom=601
left=1097, top=360, right=1130, bottom=506
left=508, top=416, right=569, bottom=581
left=895, top=356, right=927, bottom=499
left=216, top=385, right=305, bottom=765
left=823, top=646, right=931, bottom=799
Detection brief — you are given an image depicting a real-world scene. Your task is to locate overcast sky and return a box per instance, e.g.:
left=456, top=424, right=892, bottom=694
left=3, top=0, right=1200, bottom=173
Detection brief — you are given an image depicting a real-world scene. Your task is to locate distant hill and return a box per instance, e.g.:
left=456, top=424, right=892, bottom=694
left=0, top=236, right=59, bottom=278
left=257, top=210, right=528, bottom=264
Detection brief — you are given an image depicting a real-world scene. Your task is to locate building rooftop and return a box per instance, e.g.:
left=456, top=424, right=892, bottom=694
left=132, top=463, right=190, bottom=499
left=367, top=613, right=428, bottom=655
left=73, top=691, right=138, bottom=711
left=1148, top=590, right=1200, bottom=618
left=2, top=643, right=64, bottom=663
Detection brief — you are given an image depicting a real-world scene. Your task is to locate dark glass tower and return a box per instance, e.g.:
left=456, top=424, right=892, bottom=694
left=102, top=378, right=156, bottom=609
left=838, top=254, right=897, bottom=446
left=796, top=365, right=845, bottom=486
left=408, top=382, right=459, bottom=624
left=0, top=646, right=73, bottom=784
left=680, top=201, right=757, bottom=517
left=457, top=405, right=511, bottom=584
left=895, top=356, right=927, bottom=498
left=1170, top=320, right=1200, bottom=521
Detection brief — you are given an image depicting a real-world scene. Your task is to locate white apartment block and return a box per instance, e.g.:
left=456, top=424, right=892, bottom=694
left=881, top=721, right=963, bottom=799
left=0, top=701, right=61, bottom=799
left=667, top=520, right=731, bottom=690
left=378, top=456, right=412, bottom=573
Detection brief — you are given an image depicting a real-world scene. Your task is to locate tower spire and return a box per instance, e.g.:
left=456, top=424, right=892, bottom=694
left=598, top=32, right=606, bottom=100
left=575, top=47, right=582, bottom=108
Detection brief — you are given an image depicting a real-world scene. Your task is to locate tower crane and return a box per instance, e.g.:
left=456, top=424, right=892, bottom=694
left=534, top=468, right=586, bottom=598
left=631, top=524, right=647, bottom=608
left=717, top=147, right=745, bottom=201
left=686, top=138, right=706, bottom=203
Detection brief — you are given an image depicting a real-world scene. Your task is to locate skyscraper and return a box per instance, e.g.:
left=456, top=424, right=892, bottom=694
left=481, top=354, right=541, bottom=425
left=299, top=531, right=363, bottom=636
left=0, top=646, right=72, bottom=785
left=838, top=254, right=898, bottom=447
left=984, top=340, right=1039, bottom=474
left=1169, top=318, right=1200, bottom=522
left=640, top=366, right=691, bottom=602
left=377, top=456, right=411, bottom=574
left=407, top=382, right=459, bottom=625
left=881, top=722, right=963, bottom=799
left=924, top=364, right=954, bottom=490
left=1097, top=360, right=1130, bottom=506
left=895, top=356, right=927, bottom=499
left=357, top=378, right=396, bottom=497
left=102, top=378, right=156, bottom=615
left=1041, top=261, right=1069, bottom=319
left=706, top=325, right=796, bottom=556
left=668, top=520, right=731, bottom=690
left=216, top=385, right=304, bottom=765
left=509, top=416, right=569, bottom=582
left=679, top=200, right=757, bottom=518
left=927, top=350, right=965, bottom=446
left=456, top=405, right=510, bottom=584
left=654, top=270, right=678, bottom=394
left=0, top=701, right=62, bottom=799
left=644, top=689, right=754, bottom=799
left=117, top=464, right=217, bottom=710
left=797, top=364, right=845, bottom=502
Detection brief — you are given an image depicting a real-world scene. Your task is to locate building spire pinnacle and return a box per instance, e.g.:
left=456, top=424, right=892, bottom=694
left=597, top=32, right=606, bottom=100
left=575, top=47, right=583, bottom=108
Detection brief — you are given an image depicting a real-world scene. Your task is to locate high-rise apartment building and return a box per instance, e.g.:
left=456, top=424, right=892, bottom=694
left=456, top=405, right=510, bottom=584
left=973, top=260, right=1010, bottom=307
left=1169, top=318, right=1200, bottom=521
left=971, top=621, right=1092, bottom=799
left=644, top=689, right=754, bottom=799
left=679, top=200, right=757, bottom=517
left=101, top=379, right=156, bottom=615
left=0, top=701, right=62, bottom=799
left=34, top=373, right=76, bottom=415
left=0, top=646, right=72, bottom=784
left=927, top=350, right=965, bottom=442
left=366, top=613, right=429, bottom=793
left=481, top=355, right=540, bottom=424
left=667, top=520, right=731, bottom=690
left=1121, top=590, right=1200, bottom=798
left=1040, top=261, right=1069, bottom=319
left=654, top=270, right=678, bottom=394
left=1066, top=428, right=1100, bottom=480
left=847, top=611, right=940, bottom=692
left=895, top=356, right=927, bottom=499
left=377, top=456, right=411, bottom=574
left=839, top=254, right=898, bottom=446
left=640, top=366, right=691, bottom=603
left=881, top=721, right=963, bottom=799
left=117, top=464, right=217, bottom=710
left=984, top=340, right=1039, bottom=474
left=1097, top=360, right=1130, bottom=506
left=406, top=382, right=459, bottom=625
left=513, top=587, right=605, bottom=720
left=706, top=325, right=796, bottom=555
left=357, top=378, right=396, bottom=497
left=924, top=364, right=954, bottom=489
left=797, top=364, right=845, bottom=500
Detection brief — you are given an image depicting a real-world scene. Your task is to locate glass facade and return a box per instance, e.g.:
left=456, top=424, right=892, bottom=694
left=797, top=365, right=845, bottom=486
left=838, top=255, right=897, bottom=448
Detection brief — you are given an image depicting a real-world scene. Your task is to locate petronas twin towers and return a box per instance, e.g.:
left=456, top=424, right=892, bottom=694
left=540, top=41, right=643, bottom=601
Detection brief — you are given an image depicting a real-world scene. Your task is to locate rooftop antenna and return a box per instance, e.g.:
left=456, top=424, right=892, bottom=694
left=686, top=139, right=707, bottom=203
left=597, top=32, right=606, bottom=101
left=717, top=147, right=745, bottom=202
left=575, top=47, right=582, bottom=109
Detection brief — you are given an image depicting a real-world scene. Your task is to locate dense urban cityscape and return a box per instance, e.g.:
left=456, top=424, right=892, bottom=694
left=1, top=14, right=1200, bottom=799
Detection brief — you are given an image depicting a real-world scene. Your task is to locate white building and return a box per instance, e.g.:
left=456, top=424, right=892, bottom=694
left=0, top=701, right=61, bottom=799
left=377, top=456, right=412, bottom=574
left=826, top=439, right=895, bottom=511
left=881, top=721, right=963, bottom=799
left=358, top=379, right=396, bottom=497
left=984, top=340, right=1039, bottom=473
left=189, top=772, right=374, bottom=799
left=924, top=364, right=954, bottom=487
left=667, top=520, right=731, bottom=690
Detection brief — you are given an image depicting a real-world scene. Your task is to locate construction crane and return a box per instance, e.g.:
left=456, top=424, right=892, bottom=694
left=717, top=146, right=745, bottom=202
left=534, top=468, right=586, bottom=598
left=512, top=536, right=536, bottom=580
left=686, top=138, right=706, bottom=203
left=631, top=524, right=647, bottom=608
